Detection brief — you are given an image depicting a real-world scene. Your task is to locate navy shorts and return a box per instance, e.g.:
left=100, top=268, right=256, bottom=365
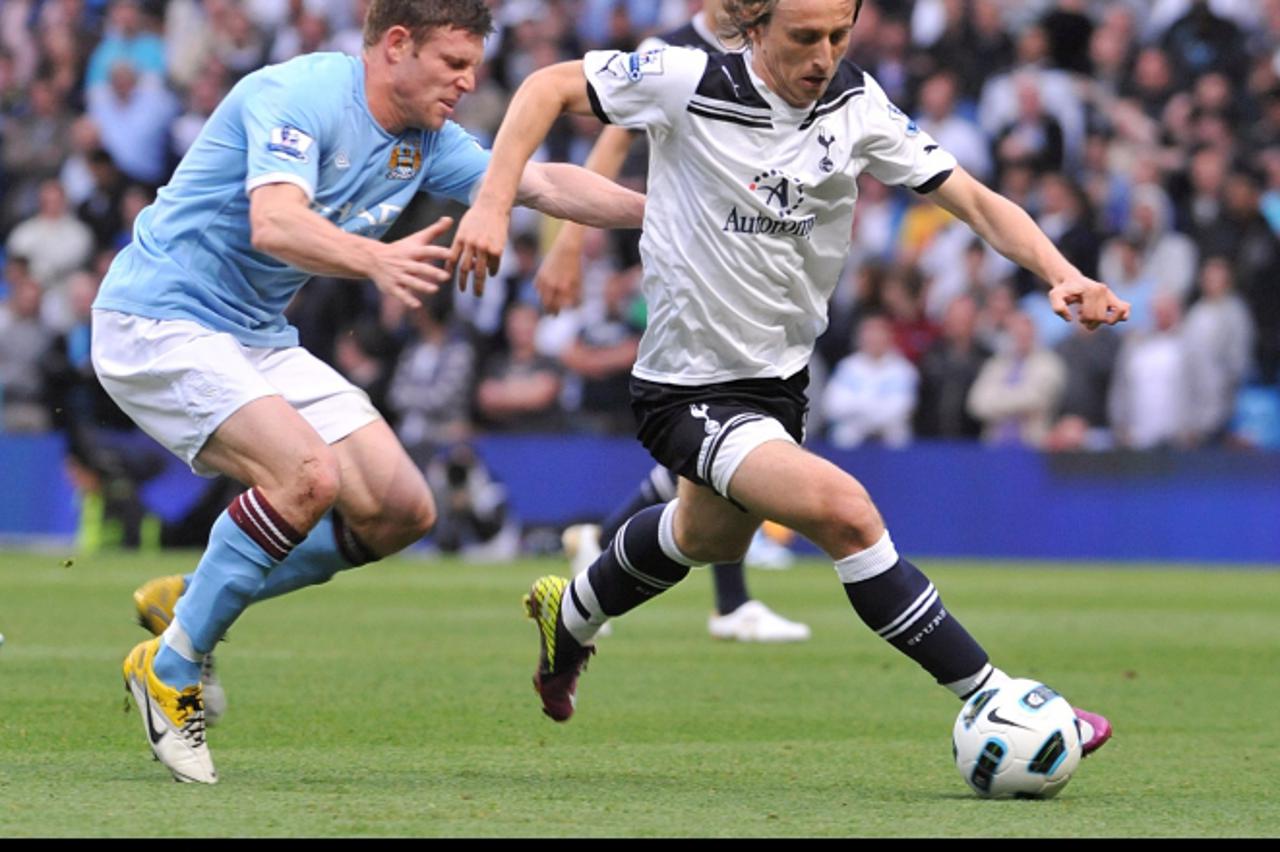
left=630, top=369, right=809, bottom=497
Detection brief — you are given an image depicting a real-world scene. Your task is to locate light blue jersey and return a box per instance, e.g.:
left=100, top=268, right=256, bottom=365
left=95, top=52, right=491, bottom=348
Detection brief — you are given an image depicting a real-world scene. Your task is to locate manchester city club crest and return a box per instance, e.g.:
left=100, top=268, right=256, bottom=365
left=386, top=140, right=422, bottom=180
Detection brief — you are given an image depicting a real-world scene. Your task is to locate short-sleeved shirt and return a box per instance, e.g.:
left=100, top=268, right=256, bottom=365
left=583, top=46, right=956, bottom=385
left=95, top=52, right=491, bottom=349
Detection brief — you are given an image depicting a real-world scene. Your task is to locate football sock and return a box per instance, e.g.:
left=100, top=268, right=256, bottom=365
left=561, top=501, right=698, bottom=645
left=599, top=465, right=678, bottom=547
left=156, top=489, right=303, bottom=689
left=837, top=530, right=990, bottom=692
left=253, top=511, right=377, bottom=601
left=947, top=664, right=1011, bottom=700
left=178, top=513, right=377, bottom=602
left=711, top=561, right=751, bottom=615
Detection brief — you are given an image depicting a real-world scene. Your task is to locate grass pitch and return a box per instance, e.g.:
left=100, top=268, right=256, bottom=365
left=1, top=550, right=1277, bottom=837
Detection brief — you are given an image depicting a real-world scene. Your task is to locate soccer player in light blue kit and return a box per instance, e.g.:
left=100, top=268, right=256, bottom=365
left=95, top=0, right=644, bottom=784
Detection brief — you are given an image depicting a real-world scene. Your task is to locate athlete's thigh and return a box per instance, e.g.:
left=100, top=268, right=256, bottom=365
left=329, top=419, right=431, bottom=519
left=91, top=309, right=327, bottom=484
left=674, top=475, right=762, bottom=564
left=196, top=394, right=333, bottom=489
left=727, top=440, right=884, bottom=556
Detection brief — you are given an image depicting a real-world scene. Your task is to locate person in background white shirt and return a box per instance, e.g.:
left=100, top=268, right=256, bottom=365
left=823, top=314, right=919, bottom=448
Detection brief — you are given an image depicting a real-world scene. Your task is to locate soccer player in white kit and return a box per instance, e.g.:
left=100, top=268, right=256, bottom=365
left=546, top=0, right=812, bottom=644
left=450, top=0, right=1123, bottom=753
left=96, top=0, right=644, bottom=784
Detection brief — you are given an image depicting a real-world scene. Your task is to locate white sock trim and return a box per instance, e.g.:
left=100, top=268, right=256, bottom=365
left=561, top=574, right=607, bottom=645
left=657, top=500, right=702, bottom=567
left=161, top=620, right=201, bottom=663
left=946, top=664, right=1010, bottom=699
left=833, top=530, right=899, bottom=584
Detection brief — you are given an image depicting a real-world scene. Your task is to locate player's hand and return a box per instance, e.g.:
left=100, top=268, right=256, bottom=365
left=535, top=226, right=586, bottom=315
left=448, top=201, right=509, bottom=297
left=1048, top=275, right=1131, bottom=330
left=369, top=216, right=455, bottom=309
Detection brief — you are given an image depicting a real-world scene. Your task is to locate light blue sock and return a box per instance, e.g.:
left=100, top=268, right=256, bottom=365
left=255, top=512, right=375, bottom=600
left=181, top=513, right=377, bottom=602
left=155, top=490, right=302, bottom=688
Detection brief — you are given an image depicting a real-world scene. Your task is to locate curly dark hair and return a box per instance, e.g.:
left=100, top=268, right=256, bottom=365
left=362, top=0, right=494, bottom=49
left=719, top=0, right=863, bottom=44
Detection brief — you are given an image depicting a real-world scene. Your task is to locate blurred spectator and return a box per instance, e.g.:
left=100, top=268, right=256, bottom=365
left=269, top=9, right=331, bottom=65
left=42, top=268, right=134, bottom=432
left=1041, top=0, right=1095, bottom=76
left=388, top=298, right=475, bottom=465
left=2, top=76, right=75, bottom=229
left=171, top=66, right=228, bottom=158
left=915, top=295, right=990, bottom=440
left=1261, top=146, right=1280, bottom=235
left=1184, top=257, right=1257, bottom=443
left=1099, top=182, right=1199, bottom=304
left=1124, top=46, right=1178, bottom=121
left=979, top=23, right=1085, bottom=169
left=210, top=1, right=270, bottom=81
left=993, top=73, right=1066, bottom=180
left=0, top=256, right=56, bottom=432
left=1018, top=172, right=1101, bottom=294
left=1052, top=322, right=1123, bottom=448
left=1178, top=144, right=1228, bottom=239
left=823, top=314, right=919, bottom=449
left=1109, top=294, right=1196, bottom=449
left=113, top=182, right=154, bottom=248
left=1209, top=168, right=1280, bottom=380
left=425, top=442, right=515, bottom=557
left=556, top=265, right=643, bottom=435
left=5, top=178, right=94, bottom=331
left=76, top=147, right=126, bottom=249
left=910, top=0, right=1015, bottom=103
left=333, top=318, right=401, bottom=422
left=880, top=263, right=938, bottom=364
left=60, top=115, right=105, bottom=206
left=1161, top=0, right=1249, bottom=87
left=475, top=302, right=565, bottom=433
left=85, top=0, right=166, bottom=88
left=916, top=68, right=992, bottom=182
left=967, top=311, right=1067, bottom=448
left=87, top=59, right=179, bottom=186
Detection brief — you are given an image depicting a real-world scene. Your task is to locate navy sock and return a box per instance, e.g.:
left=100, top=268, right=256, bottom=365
left=711, top=562, right=750, bottom=615
left=599, top=465, right=677, bottom=547
left=561, top=501, right=698, bottom=644
left=836, top=533, right=988, bottom=687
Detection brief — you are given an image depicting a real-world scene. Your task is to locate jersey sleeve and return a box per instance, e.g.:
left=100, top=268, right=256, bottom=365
left=241, top=73, right=331, bottom=200
left=856, top=74, right=957, bottom=194
left=582, top=45, right=707, bottom=132
left=420, top=121, right=492, bottom=205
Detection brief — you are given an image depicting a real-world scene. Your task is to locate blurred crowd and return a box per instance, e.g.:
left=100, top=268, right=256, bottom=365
left=3, top=0, right=1280, bottom=474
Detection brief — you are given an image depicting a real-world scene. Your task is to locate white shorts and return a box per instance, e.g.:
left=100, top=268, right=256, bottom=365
left=91, top=310, right=380, bottom=476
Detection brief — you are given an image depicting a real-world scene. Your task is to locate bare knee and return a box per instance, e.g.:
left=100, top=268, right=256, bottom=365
left=806, top=489, right=884, bottom=558
left=344, top=486, right=436, bottom=557
left=281, top=450, right=341, bottom=524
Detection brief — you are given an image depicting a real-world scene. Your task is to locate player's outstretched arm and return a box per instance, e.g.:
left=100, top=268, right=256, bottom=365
left=449, top=60, right=599, bottom=295
left=517, top=162, right=643, bottom=229
left=536, top=125, right=638, bottom=313
left=249, top=183, right=453, bottom=308
left=927, top=168, right=1131, bottom=329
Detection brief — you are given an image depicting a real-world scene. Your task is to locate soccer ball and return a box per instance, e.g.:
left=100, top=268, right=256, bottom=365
left=952, top=677, right=1083, bottom=799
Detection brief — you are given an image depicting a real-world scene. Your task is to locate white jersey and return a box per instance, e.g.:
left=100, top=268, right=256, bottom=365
left=584, top=47, right=957, bottom=385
